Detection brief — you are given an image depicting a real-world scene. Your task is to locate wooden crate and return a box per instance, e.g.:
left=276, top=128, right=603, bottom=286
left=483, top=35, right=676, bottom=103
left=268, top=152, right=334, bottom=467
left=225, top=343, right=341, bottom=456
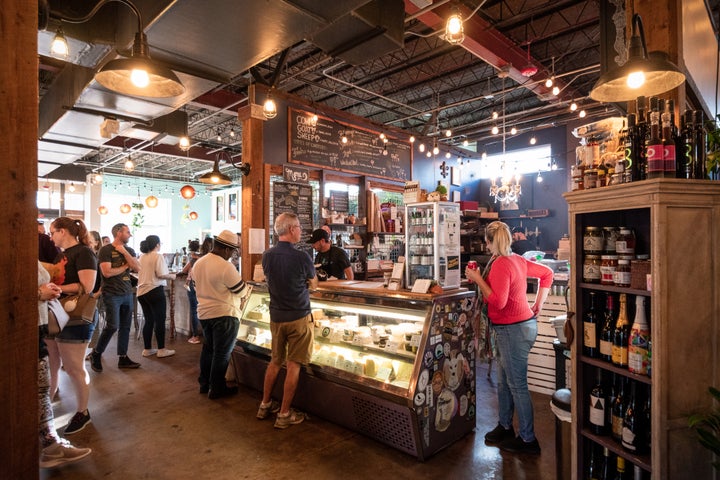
left=526, top=294, right=567, bottom=395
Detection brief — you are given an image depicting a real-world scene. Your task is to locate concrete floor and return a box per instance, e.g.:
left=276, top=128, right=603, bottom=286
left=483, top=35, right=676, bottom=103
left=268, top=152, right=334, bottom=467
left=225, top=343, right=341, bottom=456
left=41, top=328, right=559, bottom=480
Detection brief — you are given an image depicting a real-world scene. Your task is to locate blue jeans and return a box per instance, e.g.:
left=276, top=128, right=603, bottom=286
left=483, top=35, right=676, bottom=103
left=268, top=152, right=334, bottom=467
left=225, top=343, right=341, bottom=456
left=187, top=282, right=200, bottom=337
left=95, top=293, right=134, bottom=356
left=138, top=286, right=167, bottom=350
left=492, top=318, right=538, bottom=442
left=199, top=316, right=239, bottom=392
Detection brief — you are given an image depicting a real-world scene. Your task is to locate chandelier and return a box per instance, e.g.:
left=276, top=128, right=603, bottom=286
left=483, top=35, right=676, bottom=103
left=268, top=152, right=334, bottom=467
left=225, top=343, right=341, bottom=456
left=489, top=75, right=522, bottom=205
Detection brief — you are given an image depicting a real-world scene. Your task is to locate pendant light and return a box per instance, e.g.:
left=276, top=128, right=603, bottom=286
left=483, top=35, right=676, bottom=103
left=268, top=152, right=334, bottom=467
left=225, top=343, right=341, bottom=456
left=589, top=14, right=685, bottom=102
left=180, top=184, right=196, bottom=199
left=97, top=205, right=109, bottom=215
left=94, top=1, right=185, bottom=98
left=189, top=211, right=199, bottom=221
left=120, top=203, right=132, bottom=214
left=198, top=155, right=232, bottom=185
left=145, top=195, right=158, bottom=208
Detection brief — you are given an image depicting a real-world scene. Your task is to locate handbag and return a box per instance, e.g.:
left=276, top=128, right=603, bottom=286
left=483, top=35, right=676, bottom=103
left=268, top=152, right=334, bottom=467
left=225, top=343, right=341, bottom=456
left=60, top=285, right=98, bottom=327
left=47, top=298, right=70, bottom=336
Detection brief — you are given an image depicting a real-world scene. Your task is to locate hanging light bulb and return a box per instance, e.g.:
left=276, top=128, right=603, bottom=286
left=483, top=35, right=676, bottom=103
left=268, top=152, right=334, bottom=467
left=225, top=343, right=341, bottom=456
left=180, top=185, right=196, bottom=199
left=379, top=133, right=386, bottom=140
left=262, top=92, right=277, bottom=119
left=94, top=173, right=103, bottom=184
left=570, top=101, right=578, bottom=112
left=120, top=203, right=132, bottom=214
left=445, top=152, right=452, bottom=159
left=426, top=151, right=432, bottom=158
left=409, top=135, right=415, bottom=143
left=445, top=129, right=452, bottom=137
left=216, top=129, right=223, bottom=142
left=432, top=142, right=440, bottom=156
left=68, top=182, right=76, bottom=192
left=97, top=205, right=108, bottom=215
left=492, top=111, right=499, bottom=120
left=418, top=143, right=425, bottom=153
left=341, top=131, right=348, bottom=144
left=510, top=127, right=517, bottom=135
left=552, top=85, right=560, bottom=96
left=50, top=25, right=69, bottom=58
left=579, top=109, right=587, bottom=118
left=545, top=77, right=553, bottom=88
left=189, top=211, right=199, bottom=221
left=229, top=128, right=235, bottom=138
left=178, top=136, right=191, bottom=151
left=310, top=114, right=318, bottom=125
left=444, top=8, right=465, bottom=45
left=537, top=171, right=543, bottom=183
left=124, top=158, right=135, bottom=172
left=491, top=125, right=499, bottom=135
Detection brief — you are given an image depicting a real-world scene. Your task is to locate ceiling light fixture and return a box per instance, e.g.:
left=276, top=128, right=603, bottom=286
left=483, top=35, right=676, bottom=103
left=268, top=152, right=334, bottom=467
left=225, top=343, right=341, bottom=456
left=124, top=157, right=135, bottom=172
left=490, top=76, right=521, bottom=205
left=262, top=92, right=277, bottom=119
left=570, top=101, right=578, bottom=112
left=491, top=125, right=499, bottom=135
left=198, top=155, right=232, bottom=185
left=444, top=8, right=465, bottom=45
left=589, top=13, right=685, bottom=102
left=94, top=1, right=185, bottom=98
left=50, top=25, right=69, bottom=59
left=579, top=109, right=587, bottom=118
left=180, top=185, right=196, bottom=199
left=530, top=136, right=537, bottom=145
left=145, top=195, right=158, bottom=208
left=178, top=135, right=191, bottom=151
left=520, top=43, right=538, bottom=77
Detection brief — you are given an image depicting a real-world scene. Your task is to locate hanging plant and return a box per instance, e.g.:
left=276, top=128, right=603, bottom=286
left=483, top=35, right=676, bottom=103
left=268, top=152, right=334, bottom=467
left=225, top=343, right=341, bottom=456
left=131, top=202, right=145, bottom=230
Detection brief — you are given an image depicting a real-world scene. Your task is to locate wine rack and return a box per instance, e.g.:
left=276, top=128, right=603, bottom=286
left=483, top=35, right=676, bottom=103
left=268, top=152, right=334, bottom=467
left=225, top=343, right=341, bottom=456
left=565, top=179, right=720, bottom=480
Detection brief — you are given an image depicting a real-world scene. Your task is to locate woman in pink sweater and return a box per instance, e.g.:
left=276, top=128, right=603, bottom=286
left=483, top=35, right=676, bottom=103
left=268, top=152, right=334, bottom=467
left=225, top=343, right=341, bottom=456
left=465, top=221, right=553, bottom=455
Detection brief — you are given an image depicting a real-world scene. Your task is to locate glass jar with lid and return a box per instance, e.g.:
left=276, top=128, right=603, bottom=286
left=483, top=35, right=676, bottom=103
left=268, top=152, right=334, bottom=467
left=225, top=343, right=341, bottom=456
left=600, top=255, right=619, bottom=285
left=583, top=227, right=604, bottom=255
left=614, top=259, right=632, bottom=287
left=615, top=228, right=636, bottom=254
left=603, top=227, right=619, bottom=254
left=583, top=255, right=601, bottom=283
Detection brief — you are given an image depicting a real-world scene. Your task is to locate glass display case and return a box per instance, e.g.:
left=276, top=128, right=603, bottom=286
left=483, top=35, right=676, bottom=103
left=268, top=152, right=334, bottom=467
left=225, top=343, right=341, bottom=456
left=405, top=201, right=461, bottom=289
left=233, top=282, right=477, bottom=460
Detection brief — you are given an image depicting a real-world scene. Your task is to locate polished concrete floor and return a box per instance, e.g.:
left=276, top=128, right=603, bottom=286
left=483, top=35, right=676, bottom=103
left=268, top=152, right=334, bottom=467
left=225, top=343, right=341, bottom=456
left=41, top=328, right=559, bottom=480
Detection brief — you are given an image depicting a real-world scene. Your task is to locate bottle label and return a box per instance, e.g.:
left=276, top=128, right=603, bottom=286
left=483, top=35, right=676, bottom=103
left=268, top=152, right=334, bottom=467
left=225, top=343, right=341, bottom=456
left=647, top=143, right=663, bottom=173
left=622, top=427, right=637, bottom=451
left=614, top=270, right=632, bottom=286
left=589, top=394, right=605, bottom=426
left=599, top=339, right=612, bottom=357
left=583, top=263, right=601, bottom=282
left=584, top=323, right=597, bottom=348
left=612, top=344, right=628, bottom=366
left=612, top=414, right=624, bottom=439
left=663, top=144, right=676, bottom=172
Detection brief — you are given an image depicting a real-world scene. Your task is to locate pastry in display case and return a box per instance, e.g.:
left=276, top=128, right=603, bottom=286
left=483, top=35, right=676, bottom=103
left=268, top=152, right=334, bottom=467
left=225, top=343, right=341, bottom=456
left=233, top=282, right=477, bottom=460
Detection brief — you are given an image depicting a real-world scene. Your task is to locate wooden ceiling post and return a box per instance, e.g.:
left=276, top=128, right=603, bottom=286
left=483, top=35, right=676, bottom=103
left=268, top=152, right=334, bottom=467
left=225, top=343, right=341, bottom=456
left=238, top=99, right=268, bottom=281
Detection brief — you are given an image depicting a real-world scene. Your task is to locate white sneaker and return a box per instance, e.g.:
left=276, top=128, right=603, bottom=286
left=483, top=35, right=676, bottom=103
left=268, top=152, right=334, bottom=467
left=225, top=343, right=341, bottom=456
left=40, top=440, right=91, bottom=468
left=157, top=348, right=176, bottom=358
left=142, top=349, right=158, bottom=357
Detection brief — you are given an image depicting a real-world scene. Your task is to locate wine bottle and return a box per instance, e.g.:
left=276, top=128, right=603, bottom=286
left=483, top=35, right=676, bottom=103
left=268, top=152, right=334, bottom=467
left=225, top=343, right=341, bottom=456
left=662, top=99, right=676, bottom=177
left=614, top=456, right=626, bottom=480
left=628, top=296, right=650, bottom=375
left=624, top=114, right=639, bottom=182
left=622, top=380, right=643, bottom=453
left=589, top=368, right=607, bottom=435
left=678, top=110, right=694, bottom=178
left=606, top=373, right=618, bottom=432
left=636, top=96, right=649, bottom=180
left=642, top=385, right=652, bottom=453
left=693, top=110, right=707, bottom=180
left=612, top=294, right=630, bottom=368
left=600, top=294, right=616, bottom=362
left=586, top=442, right=599, bottom=480
left=611, top=377, right=626, bottom=442
left=584, top=291, right=600, bottom=357
left=599, top=446, right=615, bottom=480
left=646, top=98, right=664, bottom=179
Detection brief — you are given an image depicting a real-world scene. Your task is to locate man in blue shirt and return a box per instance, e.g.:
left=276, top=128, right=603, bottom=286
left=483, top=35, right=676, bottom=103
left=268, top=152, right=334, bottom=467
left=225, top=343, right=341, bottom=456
left=257, top=213, right=317, bottom=428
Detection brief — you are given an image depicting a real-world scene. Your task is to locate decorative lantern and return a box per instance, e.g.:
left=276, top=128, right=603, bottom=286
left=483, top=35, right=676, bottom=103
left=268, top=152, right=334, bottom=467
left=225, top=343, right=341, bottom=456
left=145, top=195, right=159, bottom=208
left=97, top=205, right=109, bottom=215
left=180, top=185, right=196, bottom=200
left=120, top=203, right=132, bottom=214
left=189, top=211, right=199, bottom=220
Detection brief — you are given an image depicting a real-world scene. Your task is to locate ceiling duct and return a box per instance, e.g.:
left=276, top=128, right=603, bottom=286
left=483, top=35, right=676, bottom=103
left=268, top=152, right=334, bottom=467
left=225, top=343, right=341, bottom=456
left=308, top=0, right=405, bottom=66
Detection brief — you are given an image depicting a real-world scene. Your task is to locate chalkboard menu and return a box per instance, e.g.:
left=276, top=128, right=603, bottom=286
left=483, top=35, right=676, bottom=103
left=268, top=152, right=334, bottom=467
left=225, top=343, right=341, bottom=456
left=289, top=108, right=411, bottom=180
left=329, top=190, right=349, bottom=212
left=272, top=181, right=313, bottom=239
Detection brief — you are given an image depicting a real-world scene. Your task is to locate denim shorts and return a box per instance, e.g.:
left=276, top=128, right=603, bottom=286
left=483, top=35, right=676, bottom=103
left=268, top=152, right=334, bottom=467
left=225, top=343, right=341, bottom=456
left=52, top=311, right=97, bottom=343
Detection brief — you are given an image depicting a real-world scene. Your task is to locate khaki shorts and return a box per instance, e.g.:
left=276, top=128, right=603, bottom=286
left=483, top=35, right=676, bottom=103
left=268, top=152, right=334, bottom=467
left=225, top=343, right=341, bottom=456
left=270, top=314, right=314, bottom=366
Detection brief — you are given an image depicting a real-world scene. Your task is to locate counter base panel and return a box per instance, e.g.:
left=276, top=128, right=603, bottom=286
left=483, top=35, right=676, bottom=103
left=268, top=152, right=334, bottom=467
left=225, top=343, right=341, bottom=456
left=232, top=347, right=426, bottom=458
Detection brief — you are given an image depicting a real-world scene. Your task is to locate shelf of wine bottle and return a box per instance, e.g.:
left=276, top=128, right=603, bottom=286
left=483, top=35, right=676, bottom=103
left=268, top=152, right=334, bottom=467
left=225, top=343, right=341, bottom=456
left=583, top=430, right=651, bottom=472
left=584, top=437, right=651, bottom=479
left=580, top=355, right=652, bottom=385
left=579, top=282, right=651, bottom=297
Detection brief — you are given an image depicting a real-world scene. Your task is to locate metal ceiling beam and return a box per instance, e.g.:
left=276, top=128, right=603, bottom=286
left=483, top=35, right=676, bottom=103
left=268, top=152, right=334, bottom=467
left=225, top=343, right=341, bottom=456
left=403, top=0, right=563, bottom=99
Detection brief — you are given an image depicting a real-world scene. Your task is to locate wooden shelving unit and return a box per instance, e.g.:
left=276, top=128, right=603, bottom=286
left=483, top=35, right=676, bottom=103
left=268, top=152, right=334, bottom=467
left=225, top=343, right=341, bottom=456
left=564, top=179, right=720, bottom=480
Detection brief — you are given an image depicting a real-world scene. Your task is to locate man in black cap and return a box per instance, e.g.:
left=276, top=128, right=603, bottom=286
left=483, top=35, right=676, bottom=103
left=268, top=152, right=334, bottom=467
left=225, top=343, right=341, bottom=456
left=511, top=227, right=536, bottom=255
left=309, top=228, right=353, bottom=280
left=192, top=229, right=251, bottom=399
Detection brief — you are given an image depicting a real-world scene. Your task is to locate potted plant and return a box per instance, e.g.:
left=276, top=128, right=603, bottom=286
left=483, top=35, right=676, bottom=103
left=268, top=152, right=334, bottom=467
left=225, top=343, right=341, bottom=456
left=705, top=117, right=720, bottom=180
left=688, top=386, right=720, bottom=472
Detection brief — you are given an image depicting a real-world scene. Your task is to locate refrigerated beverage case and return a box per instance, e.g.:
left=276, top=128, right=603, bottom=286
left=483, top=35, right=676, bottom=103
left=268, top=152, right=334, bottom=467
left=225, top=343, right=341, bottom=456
left=584, top=291, right=600, bottom=357
left=612, top=294, right=630, bottom=367
left=628, top=296, right=650, bottom=375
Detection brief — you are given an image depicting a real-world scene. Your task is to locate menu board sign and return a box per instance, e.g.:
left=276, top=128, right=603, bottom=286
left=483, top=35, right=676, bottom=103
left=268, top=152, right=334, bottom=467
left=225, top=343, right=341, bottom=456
left=272, top=181, right=313, bottom=239
left=289, top=108, right=411, bottom=180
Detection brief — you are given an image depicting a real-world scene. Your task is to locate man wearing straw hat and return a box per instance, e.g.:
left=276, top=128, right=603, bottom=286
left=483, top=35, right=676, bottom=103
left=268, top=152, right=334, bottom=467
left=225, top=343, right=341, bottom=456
left=193, top=230, right=251, bottom=399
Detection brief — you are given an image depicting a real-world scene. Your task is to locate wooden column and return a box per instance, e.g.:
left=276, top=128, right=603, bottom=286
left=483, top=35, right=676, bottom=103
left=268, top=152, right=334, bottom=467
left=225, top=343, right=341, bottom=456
left=238, top=98, right=269, bottom=281
left=1, top=2, right=40, bottom=479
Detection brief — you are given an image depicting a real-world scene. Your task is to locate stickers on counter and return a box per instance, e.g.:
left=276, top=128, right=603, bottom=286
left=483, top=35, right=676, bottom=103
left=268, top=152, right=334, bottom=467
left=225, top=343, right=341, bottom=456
left=417, top=369, right=429, bottom=392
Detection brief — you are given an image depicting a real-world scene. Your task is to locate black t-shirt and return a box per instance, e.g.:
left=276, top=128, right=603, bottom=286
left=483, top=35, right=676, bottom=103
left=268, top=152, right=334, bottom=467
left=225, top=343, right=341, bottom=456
left=314, top=246, right=351, bottom=280
left=55, top=244, right=97, bottom=292
left=98, top=244, right=137, bottom=295
left=511, top=239, right=536, bottom=255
